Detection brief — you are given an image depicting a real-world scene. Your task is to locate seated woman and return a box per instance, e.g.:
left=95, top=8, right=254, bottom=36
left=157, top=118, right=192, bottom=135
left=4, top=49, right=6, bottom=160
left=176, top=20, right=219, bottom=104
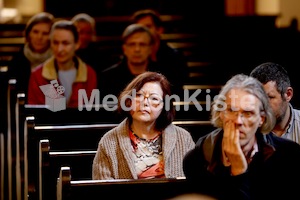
left=8, top=12, right=54, bottom=101
left=27, top=20, right=97, bottom=108
left=92, top=71, right=195, bottom=179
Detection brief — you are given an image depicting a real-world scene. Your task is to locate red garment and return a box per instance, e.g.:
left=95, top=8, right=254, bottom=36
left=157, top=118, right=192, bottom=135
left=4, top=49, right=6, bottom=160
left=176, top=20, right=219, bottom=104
left=27, top=56, right=97, bottom=108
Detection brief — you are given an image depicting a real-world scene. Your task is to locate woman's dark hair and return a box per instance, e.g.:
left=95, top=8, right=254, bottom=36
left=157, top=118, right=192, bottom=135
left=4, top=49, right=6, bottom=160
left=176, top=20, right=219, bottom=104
left=118, top=71, right=175, bottom=131
left=25, top=12, right=54, bottom=40
left=50, top=20, right=79, bottom=43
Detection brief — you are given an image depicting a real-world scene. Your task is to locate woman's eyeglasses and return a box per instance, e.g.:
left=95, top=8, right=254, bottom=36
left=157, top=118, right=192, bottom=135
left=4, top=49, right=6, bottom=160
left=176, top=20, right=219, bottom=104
left=134, top=92, right=163, bottom=107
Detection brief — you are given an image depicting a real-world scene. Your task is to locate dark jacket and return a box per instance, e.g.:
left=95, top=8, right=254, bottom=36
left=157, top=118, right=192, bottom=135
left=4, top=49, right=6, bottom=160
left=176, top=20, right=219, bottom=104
left=99, top=57, right=158, bottom=98
left=154, top=41, right=188, bottom=96
left=75, top=42, right=115, bottom=89
left=183, top=128, right=300, bottom=200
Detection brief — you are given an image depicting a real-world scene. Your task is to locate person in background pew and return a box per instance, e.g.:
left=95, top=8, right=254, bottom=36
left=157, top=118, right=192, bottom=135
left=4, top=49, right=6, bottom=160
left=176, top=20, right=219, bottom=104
left=250, top=62, right=300, bottom=144
left=183, top=74, right=300, bottom=200
left=8, top=12, right=54, bottom=102
left=71, top=13, right=110, bottom=87
left=93, top=71, right=195, bottom=179
left=27, top=20, right=97, bottom=108
left=131, top=9, right=189, bottom=96
left=99, top=23, right=157, bottom=97
left=168, top=193, right=216, bottom=200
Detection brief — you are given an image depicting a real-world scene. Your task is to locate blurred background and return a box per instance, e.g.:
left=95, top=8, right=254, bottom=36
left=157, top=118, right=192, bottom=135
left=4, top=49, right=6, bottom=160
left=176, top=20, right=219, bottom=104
left=1, top=0, right=300, bottom=103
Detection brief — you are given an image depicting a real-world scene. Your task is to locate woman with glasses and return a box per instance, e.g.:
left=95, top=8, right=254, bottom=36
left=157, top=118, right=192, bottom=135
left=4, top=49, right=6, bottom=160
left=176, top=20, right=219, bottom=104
left=183, top=74, right=300, bottom=200
left=92, top=71, right=195, bottom=179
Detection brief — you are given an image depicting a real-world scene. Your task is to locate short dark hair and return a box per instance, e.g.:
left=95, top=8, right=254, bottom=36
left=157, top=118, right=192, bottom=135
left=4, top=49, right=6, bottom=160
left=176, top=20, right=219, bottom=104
left=71, top=13, right=95, bottom=26
left=25, top=12, right=54, bottom=40
left=250, top=62, right=291, bottom=98
left=50, top=20, right=79, bottom=43
left=118, top=71, right=175, bottom=131
left=131, top=9, right=162, bottom=28
left=71, top=13, right=96, bottom=32
left=121, top=23, right=155, bottom=45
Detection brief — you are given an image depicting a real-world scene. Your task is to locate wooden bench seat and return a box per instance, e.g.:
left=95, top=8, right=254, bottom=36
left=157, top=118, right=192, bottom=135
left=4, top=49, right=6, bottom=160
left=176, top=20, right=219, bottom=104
left=24, top=118, right=214, bottom=200
left=24, top=119, right=118, bottom=200
left=0, top=32, right=202, bottom=62
left=24, top=104, right=123, bottom=125
left=180, top=84, right=222, bottom=102
left=56, top=166, right=193, bottom=200
left=39, top=139, right=96, bottom=200
left=0, top=33, right=199, bottom=45
left=0, top=32, right=216, bottom=84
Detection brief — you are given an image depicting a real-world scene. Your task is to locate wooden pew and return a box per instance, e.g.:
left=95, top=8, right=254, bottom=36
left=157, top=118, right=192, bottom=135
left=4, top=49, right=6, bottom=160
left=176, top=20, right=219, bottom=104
left=0, top=66, right=8, bottom=134
left=0, top=66, right=8, bottom=200
left=0, top=34, right=219, bottom=87
left=23, top=104, right=123, bottom=125
left=173, top=101, right=211, bottom=121
left=0, top=23, right=25, bottom=38
left=174, top=85, right=222, bottom=120
left=0, top=32, right=206, bottom=79
left=173, top=120, right=213, bottom=142
left=24, top=118, right=213, bottom=200
left=1, top=76, right=26, bottom=200
left=1, top=78, right=28, bottom=200
left=0, top=68, right=7, bottom=198
left=24, top=118, right=118, bottom=200
left=39, top=139, right=96, bottom=200
left=0, top=133, right=4, bottom=200
left=56, top=166, right=193, bottom=200
left=25, top=117, right=118, bottom=151
left=6, top=79, right=19, bottom=200
left=20, top=89, right=215, bottom=200
left=3, top=90, right=29, bottom=200
left=23, top=99, right=216, bottom=125
left=0, top=38, right=23, bottom=66
left=0, top=34, right=199, bottom=46
left=16, top=93, right=27, bottom=200
left=26, top=118, right=211, bottom=153
left=36, top=120, right=214, bottom=200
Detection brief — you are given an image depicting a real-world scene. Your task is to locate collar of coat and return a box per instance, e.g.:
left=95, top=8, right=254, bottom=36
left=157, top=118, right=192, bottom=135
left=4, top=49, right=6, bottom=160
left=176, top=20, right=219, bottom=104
left=41, top=56, right=88, bottom=82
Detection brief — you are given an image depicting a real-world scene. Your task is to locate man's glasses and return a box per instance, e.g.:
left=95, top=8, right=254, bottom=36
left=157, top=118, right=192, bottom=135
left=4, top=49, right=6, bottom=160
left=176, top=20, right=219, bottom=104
left=223, top=108, right=257, bottom=120
left=134, top=92, right=163, bottom=107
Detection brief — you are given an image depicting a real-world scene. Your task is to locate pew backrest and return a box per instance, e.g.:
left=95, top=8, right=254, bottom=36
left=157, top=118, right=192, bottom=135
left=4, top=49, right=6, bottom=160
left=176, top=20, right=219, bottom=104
left=57, top=166, right=192, bottom=200
left=39, top=139, right=96, bottom=200
left=24, top=118, right=118, bottom=200
left=24, top=118, right=213, bottom=200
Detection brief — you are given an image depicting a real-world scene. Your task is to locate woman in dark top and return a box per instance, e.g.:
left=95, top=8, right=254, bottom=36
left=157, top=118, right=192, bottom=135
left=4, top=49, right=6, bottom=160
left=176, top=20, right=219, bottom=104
left=8, top=12, right=54, bottom=101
